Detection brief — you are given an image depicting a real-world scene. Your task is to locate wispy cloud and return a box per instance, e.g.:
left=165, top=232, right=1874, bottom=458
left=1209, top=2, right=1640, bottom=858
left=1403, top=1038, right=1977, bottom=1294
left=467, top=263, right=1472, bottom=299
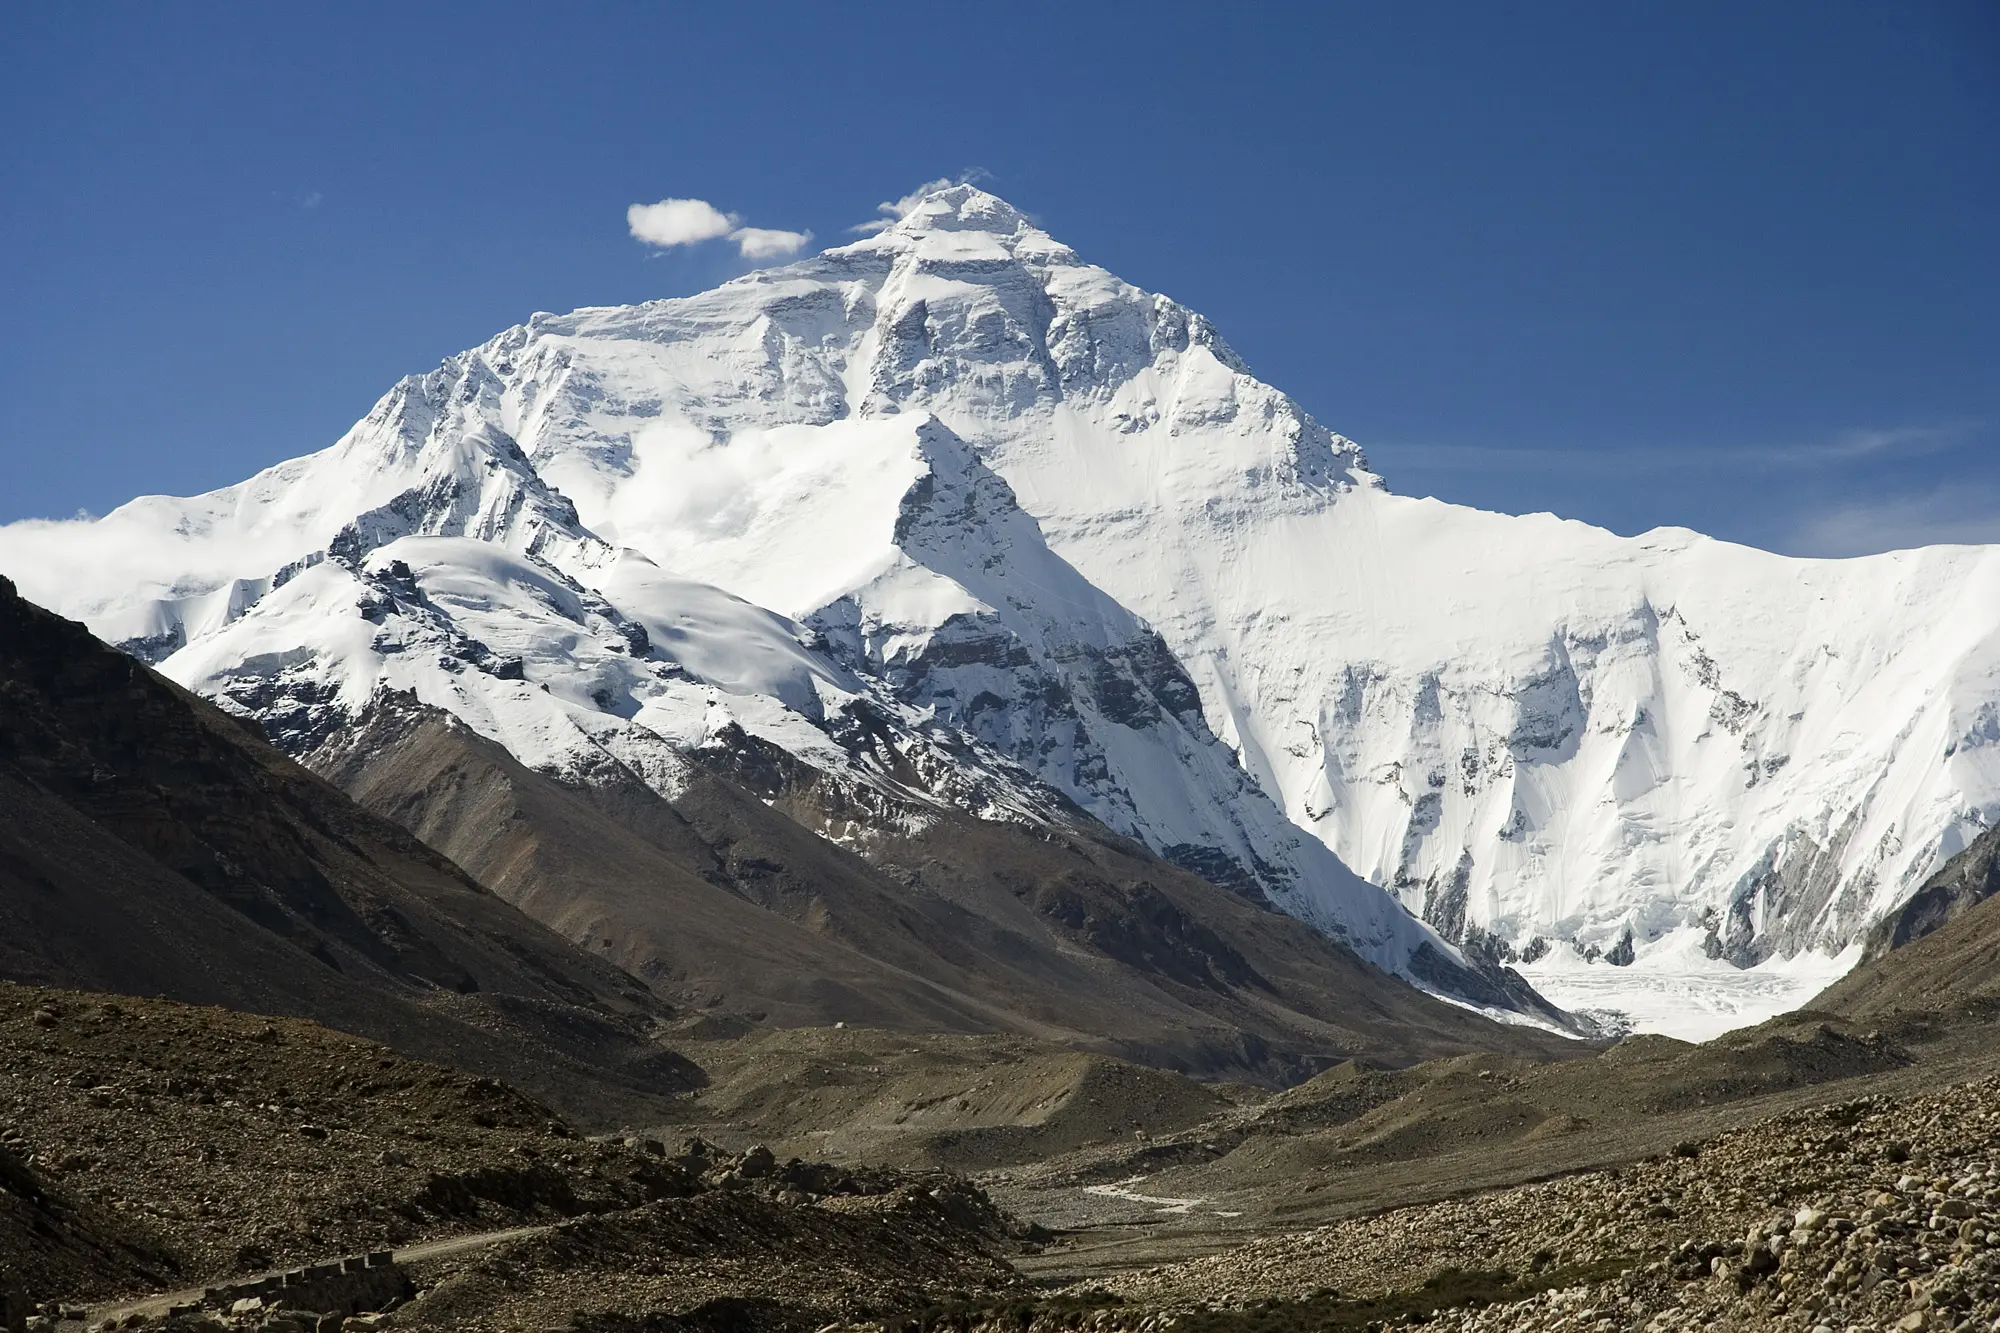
left=1747, top=422, right=1977, bottom=467
left=1370, top=419, right=1998, bottom=557
left=1782, top=480, right=2000, bottom=557
left=626, top=197, right=813, bottom=259
left=849, top=169, right=992, bottom=234
left=1377, top=421, right=1984, bottom=477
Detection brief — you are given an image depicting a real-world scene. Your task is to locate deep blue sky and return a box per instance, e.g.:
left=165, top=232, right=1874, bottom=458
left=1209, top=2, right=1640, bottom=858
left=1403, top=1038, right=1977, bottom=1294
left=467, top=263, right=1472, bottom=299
left=2, top=2, right=1994, bottom=554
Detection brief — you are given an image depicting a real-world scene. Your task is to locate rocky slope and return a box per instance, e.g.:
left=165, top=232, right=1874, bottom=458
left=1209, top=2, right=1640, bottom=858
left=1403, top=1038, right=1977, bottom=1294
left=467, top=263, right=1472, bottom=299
left=0, top=1132, right=164, bottom=1312
left=0, top=575, right=695, bottom=1125
left=1091, top=1075, right=2000, bottom=1332
left=310, top=697, right=1577, bottom=1080
left=0, top=982, right=1026, bottom=1330
left=1811, top=826, right=2000, bottom=1027
left=1860, top=821, right=2000, bottom=963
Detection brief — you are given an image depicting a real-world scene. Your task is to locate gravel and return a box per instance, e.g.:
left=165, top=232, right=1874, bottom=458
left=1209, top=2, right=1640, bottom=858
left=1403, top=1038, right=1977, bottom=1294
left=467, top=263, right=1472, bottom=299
left=1090, top=1075, right=2000, bottom=1331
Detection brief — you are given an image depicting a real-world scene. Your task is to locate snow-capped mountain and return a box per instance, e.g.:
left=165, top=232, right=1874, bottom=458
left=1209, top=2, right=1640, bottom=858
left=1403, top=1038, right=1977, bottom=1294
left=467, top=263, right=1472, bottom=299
left=6, top=184, right=1997, bottom=1031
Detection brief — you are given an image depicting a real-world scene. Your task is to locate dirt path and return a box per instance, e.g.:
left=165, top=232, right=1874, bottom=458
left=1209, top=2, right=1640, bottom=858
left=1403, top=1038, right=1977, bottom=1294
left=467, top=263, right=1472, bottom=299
left=76, top=1223, right=555, bottom=1327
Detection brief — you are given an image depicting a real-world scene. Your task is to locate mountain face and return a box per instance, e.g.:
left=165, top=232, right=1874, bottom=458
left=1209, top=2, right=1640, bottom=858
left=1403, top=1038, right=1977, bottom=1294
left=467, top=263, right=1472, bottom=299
left=1803, top=819, right=2000, bottom=1036
left=5, top=184, right=1996, bottom=1025
left=0, top=575, right=697, bottom=1125
left=307, top=697, right=1578, bottom=1079
left=1856, top=820, right=2000, bottom=965
left=0, top=575, right=1569, bottom=1122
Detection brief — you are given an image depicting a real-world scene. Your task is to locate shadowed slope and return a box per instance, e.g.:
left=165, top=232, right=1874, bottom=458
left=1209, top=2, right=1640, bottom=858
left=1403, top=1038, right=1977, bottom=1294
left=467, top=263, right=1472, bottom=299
left=0, top=576, right=694, bottom=1124
left=313, top=700, right=1582, bottom=1084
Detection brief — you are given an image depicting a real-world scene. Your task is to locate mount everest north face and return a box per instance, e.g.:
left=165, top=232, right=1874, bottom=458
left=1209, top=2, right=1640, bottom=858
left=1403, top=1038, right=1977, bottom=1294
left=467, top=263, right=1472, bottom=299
left=5, top=184, right=1996, bottom=1036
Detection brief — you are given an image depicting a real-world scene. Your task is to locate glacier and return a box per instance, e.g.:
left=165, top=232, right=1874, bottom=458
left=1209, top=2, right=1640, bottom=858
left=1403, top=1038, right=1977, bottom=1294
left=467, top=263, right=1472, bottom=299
left=5, top=182, right=1997, bottom=1035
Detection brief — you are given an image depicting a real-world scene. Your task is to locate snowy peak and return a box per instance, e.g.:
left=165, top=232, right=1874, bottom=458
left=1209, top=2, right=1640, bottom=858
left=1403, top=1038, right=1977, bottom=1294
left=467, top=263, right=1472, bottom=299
left=322, top=350, right=615, bottom=574
left=866, top=184, right=1045, bottom=243
left=8, top=183, right=1996, bottom=1035
left=796, top=415, right=1412, bottom=945
left=324, top=422, right=604, bottom=576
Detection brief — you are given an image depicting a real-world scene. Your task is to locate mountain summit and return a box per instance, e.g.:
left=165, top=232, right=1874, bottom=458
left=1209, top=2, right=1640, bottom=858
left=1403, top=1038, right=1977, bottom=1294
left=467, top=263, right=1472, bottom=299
left=6, top=184, right=1997, bottom=1034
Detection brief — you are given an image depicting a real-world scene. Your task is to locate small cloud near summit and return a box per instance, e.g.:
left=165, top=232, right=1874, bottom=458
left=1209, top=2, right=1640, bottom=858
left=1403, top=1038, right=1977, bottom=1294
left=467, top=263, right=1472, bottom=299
left=731, top=226, right=813, bottom=259
left=627, top=198, right=737, bottom=248
left=626, top=197, right=812, bottom=259
left=850, top=169, right=993, bottom=234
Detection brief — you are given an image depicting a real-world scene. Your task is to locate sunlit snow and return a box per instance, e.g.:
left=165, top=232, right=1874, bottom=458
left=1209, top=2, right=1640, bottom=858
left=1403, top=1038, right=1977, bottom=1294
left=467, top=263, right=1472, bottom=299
left=2, top=183, right=1996, bottom=1033
left=1517, top=932, right=1864, bottom=1043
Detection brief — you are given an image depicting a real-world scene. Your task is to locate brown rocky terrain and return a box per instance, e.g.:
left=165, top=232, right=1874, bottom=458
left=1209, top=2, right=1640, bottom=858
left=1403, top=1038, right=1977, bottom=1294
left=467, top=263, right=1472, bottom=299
left=0, top=982, right=1030, bottom=1332
left=0, top=980, right=646, bottom=1290
left=0, top=576, right=696, bottom=1127
left=311, top=700, right=1580, bottom=1085
left=388, top=1182, right=1025, bottom=1332
left=13, top=866, right=2000, bottom=1332
left=650, top=1025, right=1251, bottom=1173
left=0, top=1135, right=163, bottom=1310
left=1103, top=1076, right=2000, bottom=1326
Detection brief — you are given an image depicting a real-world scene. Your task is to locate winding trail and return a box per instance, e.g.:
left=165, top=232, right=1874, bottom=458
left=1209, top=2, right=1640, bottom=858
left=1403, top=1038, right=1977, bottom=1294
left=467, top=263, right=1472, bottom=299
left=76, top=1223, right=556, bottom=1327
left=1081, top=1178, right=1206, bottom=1216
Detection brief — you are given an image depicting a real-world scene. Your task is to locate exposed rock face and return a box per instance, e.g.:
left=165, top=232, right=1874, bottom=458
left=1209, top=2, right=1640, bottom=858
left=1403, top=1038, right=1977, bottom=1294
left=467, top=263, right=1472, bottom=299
left=1812, top=825, right=2000, bottom=1023
left=1862, top=822, right=2000, bottom=962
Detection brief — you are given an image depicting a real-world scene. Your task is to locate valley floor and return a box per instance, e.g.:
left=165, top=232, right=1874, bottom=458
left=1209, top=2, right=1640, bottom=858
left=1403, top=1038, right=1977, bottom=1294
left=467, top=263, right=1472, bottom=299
left=12, top=953, right=2000, bottom=1333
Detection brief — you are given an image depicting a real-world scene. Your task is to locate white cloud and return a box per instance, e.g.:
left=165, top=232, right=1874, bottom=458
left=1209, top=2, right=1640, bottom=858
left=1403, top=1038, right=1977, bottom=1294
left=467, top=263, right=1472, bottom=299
left=626, top=197, right=814, bottom=262
left=0, top=506, right=323, bottom=635
left=850, top=169, right=992, bottom=234
left=627, top=197, right=740, bottom=248
left=731, top=226, right=812, bottom=259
